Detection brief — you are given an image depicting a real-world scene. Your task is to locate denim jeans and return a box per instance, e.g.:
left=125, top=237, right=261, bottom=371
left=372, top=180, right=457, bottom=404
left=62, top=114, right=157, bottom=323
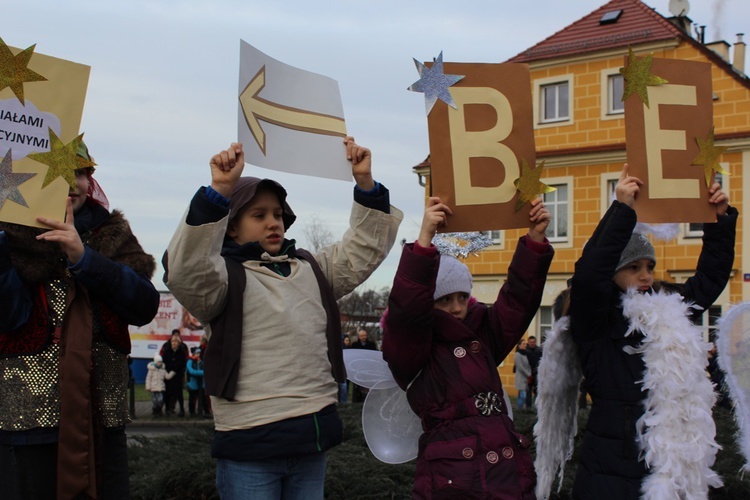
left=216, top=453, right=326, bottom=500
left=517, top=390, right=527, bottom=409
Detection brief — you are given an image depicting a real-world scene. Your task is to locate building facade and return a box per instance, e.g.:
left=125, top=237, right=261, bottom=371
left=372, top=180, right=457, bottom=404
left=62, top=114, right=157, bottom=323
left=414, top=0, right=749, bottom=394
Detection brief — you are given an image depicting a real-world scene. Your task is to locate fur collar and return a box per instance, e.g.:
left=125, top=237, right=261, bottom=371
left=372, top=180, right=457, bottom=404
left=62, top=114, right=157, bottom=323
left=0, top=209, right=156, bottom=285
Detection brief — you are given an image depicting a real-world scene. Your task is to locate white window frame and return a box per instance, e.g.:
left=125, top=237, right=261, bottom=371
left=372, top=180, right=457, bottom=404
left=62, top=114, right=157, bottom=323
left=480, top=230, right=505, bottom=249
left=538, top=305, right=553, bottom=343
left=542, top=176, right=573, bottom=248
left=534, top=74, right=574, bottom=129
left=681, top=169, right=728, bottom=243
left=600, top=69, right=625, bottom=120
left=601, top=173, right=620, bottom=214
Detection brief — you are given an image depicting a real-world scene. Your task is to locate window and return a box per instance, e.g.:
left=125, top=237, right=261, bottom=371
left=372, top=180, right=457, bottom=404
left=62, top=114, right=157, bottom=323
left=481, top=230, right=504, bottom=247
left=544, top=183, right=569, bottom=242
left=685, top=171, right=725, bottom=238
left=538, top=306, right=553, bottom=343
left=608, top=74, right=624, bottom=114
left=541, top=82, right=569, bottom=122
left=696, top=306, right=722, bottom=343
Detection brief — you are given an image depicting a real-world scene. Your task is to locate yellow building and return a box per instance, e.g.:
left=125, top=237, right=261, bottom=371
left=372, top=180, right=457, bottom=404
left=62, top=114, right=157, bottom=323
left=413, top=0, right=749, bottom=395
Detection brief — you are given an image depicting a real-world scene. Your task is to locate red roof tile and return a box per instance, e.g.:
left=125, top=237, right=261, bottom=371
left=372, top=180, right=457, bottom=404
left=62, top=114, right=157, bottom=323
left=507, top=0, right=687, bottom=63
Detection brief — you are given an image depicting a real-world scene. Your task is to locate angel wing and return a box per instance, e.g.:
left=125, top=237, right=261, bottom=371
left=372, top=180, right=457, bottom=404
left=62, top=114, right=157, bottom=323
left=343, top=349, right=421, bottom=464
left=716, top=301, right=750, bottom=473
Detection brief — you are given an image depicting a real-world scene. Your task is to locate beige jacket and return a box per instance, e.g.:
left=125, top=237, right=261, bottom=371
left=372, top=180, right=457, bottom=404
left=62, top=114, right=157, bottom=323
left=166, top=200, right=402, bottom=431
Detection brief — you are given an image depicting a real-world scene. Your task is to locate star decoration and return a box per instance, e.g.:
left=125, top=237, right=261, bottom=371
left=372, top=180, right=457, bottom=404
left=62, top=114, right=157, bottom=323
left=28, top=129, right=94, bottom=189
left=513, top=159, right=556, bottom=212
left=692, top=127, right=729, bottom=187
left=0, top=37, right=47, bottom=104
left=0, top=149, right=36, bottom=210
left=408, top=51, right=464, bottom=115
left=619, top=47, right=668, bottom=108
left=432, top=232, right=495, bottom=259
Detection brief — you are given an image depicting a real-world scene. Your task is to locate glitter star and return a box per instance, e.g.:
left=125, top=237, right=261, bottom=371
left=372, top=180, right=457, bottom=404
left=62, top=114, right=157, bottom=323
left=0, top=149, right=36, bottom=210
left=619, top=48, right=668, bottom=108
left=28, top=129, right=94, bottom=189
left=692, top=127, right=729, bottom=187
left=408, top=51, right=464, bottom=115
left=0, top=37, right=47, bottom=104
left=513, top=159, right=556, bottom=212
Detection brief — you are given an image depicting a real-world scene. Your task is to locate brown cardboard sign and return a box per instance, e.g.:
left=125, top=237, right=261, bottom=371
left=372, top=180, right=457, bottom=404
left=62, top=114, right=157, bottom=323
left=624, top=56, right=717, bottom=223
left=427, top=62, right=536, bottom=232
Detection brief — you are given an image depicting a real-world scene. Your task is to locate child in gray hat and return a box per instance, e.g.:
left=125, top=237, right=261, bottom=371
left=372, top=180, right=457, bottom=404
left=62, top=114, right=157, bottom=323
left=567, top=164, right=737, bottom=499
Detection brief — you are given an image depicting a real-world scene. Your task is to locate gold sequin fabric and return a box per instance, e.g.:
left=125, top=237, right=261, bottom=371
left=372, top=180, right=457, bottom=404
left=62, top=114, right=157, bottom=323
left=0, top=279, right=130, bottom=430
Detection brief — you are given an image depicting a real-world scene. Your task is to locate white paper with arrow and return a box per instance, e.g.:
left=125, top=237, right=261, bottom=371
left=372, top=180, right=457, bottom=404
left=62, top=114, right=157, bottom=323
left=237, top=40, right=351, bottom=181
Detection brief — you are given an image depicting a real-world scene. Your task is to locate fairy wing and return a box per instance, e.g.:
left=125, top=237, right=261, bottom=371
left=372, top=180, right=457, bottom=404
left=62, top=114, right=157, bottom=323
left=716, top=302, right=750, bottom=473
left=344, top=349, right=421, bottom=464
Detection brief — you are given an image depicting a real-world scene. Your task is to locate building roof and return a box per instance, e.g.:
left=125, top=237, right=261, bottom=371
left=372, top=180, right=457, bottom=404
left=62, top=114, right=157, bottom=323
left=506, top=0, right=687, bottom=63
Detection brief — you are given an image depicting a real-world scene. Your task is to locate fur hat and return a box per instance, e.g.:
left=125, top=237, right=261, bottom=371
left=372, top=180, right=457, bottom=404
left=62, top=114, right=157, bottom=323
left=153, top=354, right=163, bottom=363
left=434, top=255, right=473, bottom=300
left=616, top=232, right=656, bottom=272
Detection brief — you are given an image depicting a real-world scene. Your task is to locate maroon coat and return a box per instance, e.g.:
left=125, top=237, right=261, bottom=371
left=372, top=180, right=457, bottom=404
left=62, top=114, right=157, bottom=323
left=383, top=238, right=553, bottom=499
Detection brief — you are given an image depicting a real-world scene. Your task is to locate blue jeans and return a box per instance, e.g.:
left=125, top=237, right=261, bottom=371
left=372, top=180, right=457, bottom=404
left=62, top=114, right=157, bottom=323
left=216, top=453, right=326, bottom=500
left=517, top=390, right=527, bottom=409
left=338, top=382, right=348, bottom=403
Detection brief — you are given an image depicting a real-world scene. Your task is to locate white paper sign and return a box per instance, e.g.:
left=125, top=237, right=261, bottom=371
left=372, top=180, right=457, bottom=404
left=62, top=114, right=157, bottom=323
left=237, top=40, right=350, bottom=181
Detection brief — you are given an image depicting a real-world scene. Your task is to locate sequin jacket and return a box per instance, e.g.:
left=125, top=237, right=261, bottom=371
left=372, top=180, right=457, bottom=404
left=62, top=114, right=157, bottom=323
left=382, top=238, right=553, bottom=500
left=0, top=206, right=159, bottom=431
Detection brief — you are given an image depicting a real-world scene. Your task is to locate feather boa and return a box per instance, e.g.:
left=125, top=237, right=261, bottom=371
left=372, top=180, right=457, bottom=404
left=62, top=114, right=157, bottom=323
left=534, top=290, right=723, bottom=499
left=533, top=316, right=581, bottom=500
left=621, top=289, right=723, bottom=499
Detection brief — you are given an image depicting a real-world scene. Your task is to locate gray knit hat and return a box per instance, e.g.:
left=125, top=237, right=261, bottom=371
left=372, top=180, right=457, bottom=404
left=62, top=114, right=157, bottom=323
left=615, top=233, right=656, bottom=272
left=434, top=255, right=473, bottom=300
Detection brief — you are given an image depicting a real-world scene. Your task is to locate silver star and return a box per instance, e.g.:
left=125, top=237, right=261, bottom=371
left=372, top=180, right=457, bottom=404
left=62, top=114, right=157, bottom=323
left=408, top=51, right=464, bottom=115
left=0, top=149, right=36, bottom=209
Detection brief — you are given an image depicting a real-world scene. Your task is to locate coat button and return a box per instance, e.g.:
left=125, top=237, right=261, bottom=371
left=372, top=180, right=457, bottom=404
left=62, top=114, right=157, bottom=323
left=470, top=341, right=481, bottom=353
left=454, top=347, right=466, bottom=358
left=486, top=451, right=499, bottom=463
left=462, top=447, right=474, bottom=459
left=502, top=447, right=514, bottom=459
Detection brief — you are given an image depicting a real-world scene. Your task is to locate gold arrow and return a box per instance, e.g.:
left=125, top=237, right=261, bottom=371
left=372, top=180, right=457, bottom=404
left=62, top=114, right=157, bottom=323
left=239, top=66, right=347, bottom=154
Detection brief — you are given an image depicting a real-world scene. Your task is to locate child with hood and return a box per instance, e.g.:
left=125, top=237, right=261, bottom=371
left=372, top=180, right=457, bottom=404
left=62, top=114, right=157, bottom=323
left=382, top=195, right=554, bottom=499
left=186, top=348, right=205, bottom=417
left=164, top=137, right=402, bottom=498
left=145, top=354, right=173, bottom=416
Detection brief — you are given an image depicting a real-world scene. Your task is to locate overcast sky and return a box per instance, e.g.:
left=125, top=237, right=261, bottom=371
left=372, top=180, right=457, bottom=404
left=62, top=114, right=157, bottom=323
left=4, top=0, right=748, bottom=291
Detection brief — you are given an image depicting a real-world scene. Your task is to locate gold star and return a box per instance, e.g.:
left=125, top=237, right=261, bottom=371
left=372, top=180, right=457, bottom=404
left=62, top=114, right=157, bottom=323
left=0, top=37, right=47, bottom=104
left=28, top=129, right=94, bottom=189
left=513, top=159, right=556, bottom=212
left=619, top=47, right=668, bottom=108
left=692, top=127, right=729, bottom=187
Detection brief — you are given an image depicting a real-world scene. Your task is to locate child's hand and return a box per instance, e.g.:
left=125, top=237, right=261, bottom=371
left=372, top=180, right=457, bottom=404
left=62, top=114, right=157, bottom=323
left=35, top=198, right=86, bottom=265
left=615, top=163, right=642, bottom=208
left=528, top=198, right=551, bottom=243
left=418, top=197, right=453, bottom=248
left=210, top=143, right=245, bottom=198
left=344, top=136, right=375, bottom=191
left=708, top=182, right=729, bottom=216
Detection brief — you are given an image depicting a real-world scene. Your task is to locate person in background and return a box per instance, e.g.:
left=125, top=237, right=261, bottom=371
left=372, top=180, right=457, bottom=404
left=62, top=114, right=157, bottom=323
left=350, top=329, right=378, bottom=403
left=514, top=339, right=532, bottom=410
left=339, top=335, right=351, bottom=403
left=0, top=142, right=159, bottom=498
left=162, top=332, right=188, bottom=416
left=525, top=335, right=542, bottom=407
left=187, top=348, right=206, bottom=417
left=146, top=354, right=174, bottom=416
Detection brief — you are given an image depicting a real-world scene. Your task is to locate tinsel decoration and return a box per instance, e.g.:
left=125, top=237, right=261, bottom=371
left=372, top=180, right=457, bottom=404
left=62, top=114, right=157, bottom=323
left=432, top=231, right=494, bottom=259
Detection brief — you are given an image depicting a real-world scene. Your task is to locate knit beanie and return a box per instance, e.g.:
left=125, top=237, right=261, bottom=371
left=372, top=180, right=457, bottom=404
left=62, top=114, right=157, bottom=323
left=615, top=232, right=656, bottom=272
left=434, top=255, right=473, bottom=300
left=153, top=354, right=163, bottom=363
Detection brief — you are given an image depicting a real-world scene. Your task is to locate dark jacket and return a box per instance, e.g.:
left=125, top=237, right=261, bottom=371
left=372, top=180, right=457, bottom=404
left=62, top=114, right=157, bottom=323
left=569, top=201, right=737, bottom=499
left=383, top=237, right=553, bottom=499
